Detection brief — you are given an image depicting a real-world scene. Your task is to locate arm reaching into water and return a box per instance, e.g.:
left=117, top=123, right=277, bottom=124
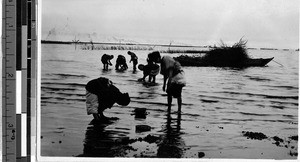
left=162, top=68, right=173, bottom=92
left=163, top=75, right=167, bottom=92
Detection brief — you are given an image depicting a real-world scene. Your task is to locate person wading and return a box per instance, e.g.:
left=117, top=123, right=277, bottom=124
left=160, top=55, right=186, bottom=113
left=85, top=77, right=130, bottom=121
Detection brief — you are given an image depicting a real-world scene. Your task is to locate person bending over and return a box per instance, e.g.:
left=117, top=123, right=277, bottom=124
left=101, top=54, right=114, bottom=70
left=85, top=77, right=130, bottom=120
left=127, top=51, right=138, bottom=71
left=138, top=51, right=161, bottom=83
left=160, top=55, right=186, bottom=112
left=138, top=60, right=160, bottom=83
left=115, top=55, right=128, bottom=71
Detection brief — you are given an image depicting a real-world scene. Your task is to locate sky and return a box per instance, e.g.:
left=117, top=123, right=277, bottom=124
left=42, top=0, right=299, bottom=49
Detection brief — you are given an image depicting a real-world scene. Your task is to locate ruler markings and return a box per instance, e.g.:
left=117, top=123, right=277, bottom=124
left=3, top=0, right=17, bottom=161
left=5, top=29, right=16, bottom=31
left=3, top=0, right=36, bottom=161
left=5, top=76, right=16, bottom=79
left=5, top=4, right=15, bottom=6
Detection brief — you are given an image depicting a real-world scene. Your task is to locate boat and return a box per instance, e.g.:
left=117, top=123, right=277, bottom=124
left=173, top=38, right=274, bottom=67
left=240, top=57, right=274, bottom=67
left=174, top=55, right=274, bottom=67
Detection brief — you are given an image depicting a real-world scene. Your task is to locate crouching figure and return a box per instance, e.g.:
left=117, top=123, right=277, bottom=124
left=85, top=77, right=130, bottom=120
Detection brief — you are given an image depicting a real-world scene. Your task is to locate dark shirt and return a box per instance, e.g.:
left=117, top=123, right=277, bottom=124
left=101, top=54, right=113, bottom=64
left=129, top=52, right=138, bottom=60
left=116, top=55, right=126, bottom=64
left=85, top=77, right=121, bottom=110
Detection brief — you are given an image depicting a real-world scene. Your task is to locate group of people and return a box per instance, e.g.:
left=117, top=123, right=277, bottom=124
left=101, top=51, right=138, bottom=71
left=86, top=51, right=186, bottom=121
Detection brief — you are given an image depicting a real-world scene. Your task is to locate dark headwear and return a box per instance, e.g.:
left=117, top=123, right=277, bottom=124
left=117, top=93, right=130, bottom=106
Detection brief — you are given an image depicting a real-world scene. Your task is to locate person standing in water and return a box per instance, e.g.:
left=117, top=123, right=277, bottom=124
left=160, top=55, right=186, bottom=112
left=101, top=54, right=114, bottom=70
left=138, top=59, right=160, bottom=83
left=138, top=51, right=161, bottom=83
left=115, top=55, right=128, bottom=71
left=127, top=51, right=138, bottom=71
left=85, top=77, right=130, bottom=120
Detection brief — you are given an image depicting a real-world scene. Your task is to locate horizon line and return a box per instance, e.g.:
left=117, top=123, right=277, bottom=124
left=40, top=40, right=299, bottom=51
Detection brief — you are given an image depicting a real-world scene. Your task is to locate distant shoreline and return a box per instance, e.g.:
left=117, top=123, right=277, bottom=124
left=41, top=40, right=298, bottom=51
left=41, top=40, right=205, bottom=48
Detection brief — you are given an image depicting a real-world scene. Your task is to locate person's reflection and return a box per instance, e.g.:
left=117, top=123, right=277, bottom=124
left=157, top=109, right=185, bottom=158
left=78, top=119, right=130, bottom=157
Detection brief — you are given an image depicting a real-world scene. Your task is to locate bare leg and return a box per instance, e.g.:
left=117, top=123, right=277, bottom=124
left=167, top=100, right=172, bottom=120
left=167, top=95, right=172, bottom=112
left=176, top=110, right=181, bottom=131
left=148, top=75, right=152, bottom=82
left=177, top=97, right=182, bottom=113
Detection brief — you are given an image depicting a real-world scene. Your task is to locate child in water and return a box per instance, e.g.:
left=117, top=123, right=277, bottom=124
left=138, top=51, right=161, bottom=83
left=85, top=77, right=130, bottom=120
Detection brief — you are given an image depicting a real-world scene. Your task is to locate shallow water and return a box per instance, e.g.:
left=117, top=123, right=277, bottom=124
left=41, top=44, right=298, bottom=159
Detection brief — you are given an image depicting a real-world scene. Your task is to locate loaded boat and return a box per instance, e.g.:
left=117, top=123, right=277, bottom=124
left=174, top=55, right=274, bottom=67
left=173, top=38, right=274, bottom=67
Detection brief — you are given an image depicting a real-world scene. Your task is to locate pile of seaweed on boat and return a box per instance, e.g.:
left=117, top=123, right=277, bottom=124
left=203, top=38, right=249, bottom=66
left=174, top=38, right=274, bottom=67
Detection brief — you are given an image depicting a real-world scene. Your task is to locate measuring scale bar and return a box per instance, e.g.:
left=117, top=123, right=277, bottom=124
left=3, top=0, right=36, bottom=161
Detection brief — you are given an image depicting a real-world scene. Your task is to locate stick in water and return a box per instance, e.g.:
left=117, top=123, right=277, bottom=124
left=272, top=60, right=284, bottom=67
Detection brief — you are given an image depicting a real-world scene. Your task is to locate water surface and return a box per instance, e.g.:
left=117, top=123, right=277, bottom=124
left=41, top=44, right=298, bottom=159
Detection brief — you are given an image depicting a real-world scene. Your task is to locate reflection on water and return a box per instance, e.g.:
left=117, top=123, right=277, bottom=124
left=157, top=110, right=185, bottom=158
left=78, top=112, right=185, bottom=158
left=80, top=120, right=117, bottom=157
left=41, top=44, right=298, bottom=159
left=79, top=110, right=186, bottom=157
left=79, top=119, right=133, bottom=157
